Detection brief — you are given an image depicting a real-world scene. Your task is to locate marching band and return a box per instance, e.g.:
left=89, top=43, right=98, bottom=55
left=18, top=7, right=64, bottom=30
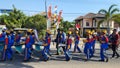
left=0, top=28, right=120, bottom=62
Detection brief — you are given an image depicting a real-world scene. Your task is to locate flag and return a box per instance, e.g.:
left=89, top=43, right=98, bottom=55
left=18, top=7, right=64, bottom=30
left=54, top=5, right=57, bottom=24
left=54, top=5, right=57, bottom=14
left=48, top=5, right=52, bottom=19
left=75, top=23, right=80, bottom=30
left=34, top=29, right=39, bottom=42
left=57, top=10, right=62, bottom=24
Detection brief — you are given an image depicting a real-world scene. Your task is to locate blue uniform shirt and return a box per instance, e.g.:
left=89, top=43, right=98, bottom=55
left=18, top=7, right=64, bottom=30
left=0, top=32, right=6, bottom=41
left=30, top=35, right=35, bottom=44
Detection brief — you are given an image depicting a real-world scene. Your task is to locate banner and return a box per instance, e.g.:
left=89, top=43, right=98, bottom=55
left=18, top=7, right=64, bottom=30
left=47, top=19, right=51, bottom=30
left=47, top=5, right=52, bottom=19
left=57, top=10, right=62, bottom=24
left=34, top=29, right=39, bottom=42
left=54, top=5, right=57, bottom=25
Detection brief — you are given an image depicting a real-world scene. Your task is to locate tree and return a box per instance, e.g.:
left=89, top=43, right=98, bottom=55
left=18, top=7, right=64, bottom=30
left=98, top=4, right=119, bottom=33
left=24, top=14, right=47, bottom=38
left=0, top=14, right=8, bottom=25
left=113, top=13, right=120, bottom=26
left=59, top=20, right=74, bottom=33
left=0, top=5, right=27, bottom=29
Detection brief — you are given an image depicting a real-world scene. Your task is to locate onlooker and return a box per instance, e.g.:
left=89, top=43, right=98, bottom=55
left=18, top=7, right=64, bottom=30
left=110, top=29, right=119, bottom=58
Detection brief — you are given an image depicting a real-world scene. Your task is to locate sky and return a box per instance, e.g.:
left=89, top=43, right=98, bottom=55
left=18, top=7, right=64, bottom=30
left=0, top=0, right=120, bottom=21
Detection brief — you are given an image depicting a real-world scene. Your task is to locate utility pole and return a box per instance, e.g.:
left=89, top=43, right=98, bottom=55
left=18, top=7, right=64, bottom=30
left=45, top=0, right=48, bottom=30
left=45, top=0, right=47, bottom=18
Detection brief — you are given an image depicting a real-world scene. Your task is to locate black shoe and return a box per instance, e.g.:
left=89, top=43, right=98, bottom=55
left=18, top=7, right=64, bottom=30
left=98, top=60, right=105, bottom=62
left=29, top=57, right=32, bottom=59
left=31, top=48, right=34, bottom=51
left=48, top=54, right=52, bottom=57
left=106, top=58, right=109, bottom=62
left=84, top=59, right=89, bottom=62
left=79, top=51, right=82, bottom=53
left=116, top=56, right=119, bottom=59
left=0, top=60, right=5, bottom=62
left=56, top=53, right=60, bottom=55
left=90, top=55, right=94, bottom=58
left=44, top=57, right=49, bottom=62
left=112, top=55, right=115, bottom=58
left=66, top=59, right=70, bottom=61
left=23, top=59, right=29, bottom=62
left=15, top=51, right=20, bottom=54
left=10, top=58, right=13, bottom=61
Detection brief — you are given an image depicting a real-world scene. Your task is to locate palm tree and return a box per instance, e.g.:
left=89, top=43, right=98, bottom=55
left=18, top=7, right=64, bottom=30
left=113, top=14, right=120, bottom=26
left=98, top=4, right=119, bottom=34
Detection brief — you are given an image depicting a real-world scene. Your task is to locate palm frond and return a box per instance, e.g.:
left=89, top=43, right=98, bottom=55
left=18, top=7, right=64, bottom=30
left=98, top=9, right=107, bottom=14
left=110, top=8, right=119, bottom=15
left=108, top=4, right=117, bottom=12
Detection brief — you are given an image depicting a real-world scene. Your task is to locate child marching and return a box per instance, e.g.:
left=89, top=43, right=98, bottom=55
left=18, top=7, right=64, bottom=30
left=40, top=30, right=51, bottom=61
left=83, top=30, right=93, bottom=61
left=99, top=30, right=109, bottom=62
left=73, top=31, right=81, bottom=53
left=0, top=30, right=13, bottom=61
left=23, top=29, right=32, bottom=62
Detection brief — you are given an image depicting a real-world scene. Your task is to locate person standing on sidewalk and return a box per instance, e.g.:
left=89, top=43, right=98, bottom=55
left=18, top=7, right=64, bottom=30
left=110, top=29, right=119, bottom=58
left=117, top=31, right=120, bottom=47
left=55, top=29, right=61, bottom=55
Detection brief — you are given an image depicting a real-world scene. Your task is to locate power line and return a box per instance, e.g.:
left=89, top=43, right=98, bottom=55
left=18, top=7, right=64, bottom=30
left=63, top=13, right=85, bottom=14
left=20, top=9, right=86, bottom=15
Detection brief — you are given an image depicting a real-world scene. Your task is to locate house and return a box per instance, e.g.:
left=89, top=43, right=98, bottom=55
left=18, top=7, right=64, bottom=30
left=75, top=13, right=115, bottom=37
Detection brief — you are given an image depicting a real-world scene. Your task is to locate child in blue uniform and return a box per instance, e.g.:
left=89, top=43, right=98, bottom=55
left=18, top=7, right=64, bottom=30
left=29, top=30, right=35, bottom=52
left=10, top=30, right=15, bottom=46
left=65, top=31, right=72, bottom=61
left=23, top=29, right=32, bottom=62
left=15, top=31, right=22, bottom=53
left=91, top=31, right=97, bottom=56
left=73, top=31, right=81, bottom=53
left=83, top=30, right=93, bottom=61
left=0, top=30, right=13, bottom=61
left=99, top=30, right=109, bottom=62
left=0, top=29, right=6, bottom=51
left=41, top=30, right=51, bottom=61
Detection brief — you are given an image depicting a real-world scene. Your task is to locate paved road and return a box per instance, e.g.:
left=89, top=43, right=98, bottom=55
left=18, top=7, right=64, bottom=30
left=0, top=42, right=120, bottom=68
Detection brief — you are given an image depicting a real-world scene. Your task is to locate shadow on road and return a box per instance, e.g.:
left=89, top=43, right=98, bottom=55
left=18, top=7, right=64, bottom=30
left=0, top=55, right=34, bottom=68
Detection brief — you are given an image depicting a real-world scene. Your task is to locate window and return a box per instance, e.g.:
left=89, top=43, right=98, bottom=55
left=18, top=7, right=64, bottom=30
left=86, top=22, right=89, bottom=26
